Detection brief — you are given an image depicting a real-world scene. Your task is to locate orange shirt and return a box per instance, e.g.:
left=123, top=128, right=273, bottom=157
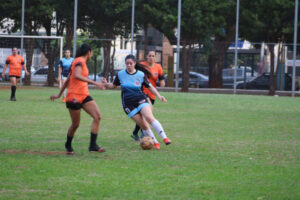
left=6, top=55, right=25, bottom=76
left=66, top=57, right=90, bottom=103
left=140, top=61, right=164, bottom=100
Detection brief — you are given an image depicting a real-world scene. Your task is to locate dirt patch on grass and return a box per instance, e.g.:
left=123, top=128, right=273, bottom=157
left=1, top=149, right=66, bottom=155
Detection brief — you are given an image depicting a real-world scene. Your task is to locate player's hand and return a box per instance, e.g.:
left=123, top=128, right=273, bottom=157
left=101, top=77, right=107, bottom=84
left=95, top=82, right=105, bottom=90
left=159, top=96, right=167, bottom=103
left=25, top=71, right=30, bottom=76
left=1, top=73, right=4, bottom=79
left=50, top=94, right=60, bottom=101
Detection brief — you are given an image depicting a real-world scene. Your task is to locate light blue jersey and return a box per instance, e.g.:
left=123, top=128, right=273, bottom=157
left=60, top=57, right=74, bottom=77
left=113, top=69, right=152, bottom=117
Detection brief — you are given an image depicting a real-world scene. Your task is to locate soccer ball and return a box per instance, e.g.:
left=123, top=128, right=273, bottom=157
left=140, top=136, right=154, bottom=150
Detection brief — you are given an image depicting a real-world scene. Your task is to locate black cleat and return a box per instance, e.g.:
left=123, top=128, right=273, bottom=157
left=10, top=97, right=16, bottom=101
left=130, top=134, right=140, bottom=141
left=65, top=142, right=74, bottom=155
left=89, top=144, right=106, bottom=153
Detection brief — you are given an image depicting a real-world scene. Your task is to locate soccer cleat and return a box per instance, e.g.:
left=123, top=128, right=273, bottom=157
left=89, top=144, right=106, bottom=153
left=163, top=138, right=172, bottom=145
left=65, top=142, right=74, bottom=155
left=10, top=97, right=16, bottom=101
left=130, top=134, right=140, bottom=141
left=62, top=97, right=66, bottom=103
left=154, top=143, right=160, bottom=150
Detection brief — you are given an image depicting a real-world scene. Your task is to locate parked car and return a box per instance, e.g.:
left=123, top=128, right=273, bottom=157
left=31, top=66, right=55, bottom=83
left=91, top=69, right=122, bottom=82
left=236, top=72, right=292, bottom=90
left=0, top=63, right=9, bottom=81
left=222, top=67, right=257, bottom=88
left=165, top=71, right=209, bottom=88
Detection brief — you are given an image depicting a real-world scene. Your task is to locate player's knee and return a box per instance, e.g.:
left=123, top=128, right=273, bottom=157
left=93, top=113, right=101, bottom=122
left=72, top=122, right=80, bottom=129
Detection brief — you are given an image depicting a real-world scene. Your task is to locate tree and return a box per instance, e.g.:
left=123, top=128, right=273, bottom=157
left=240, top=0, right=297, bottom=95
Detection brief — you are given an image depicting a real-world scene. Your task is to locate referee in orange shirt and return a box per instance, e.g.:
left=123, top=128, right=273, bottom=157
left=131, top=50, right=165, bottom=141
left=2, top=47, right=29, bottom=101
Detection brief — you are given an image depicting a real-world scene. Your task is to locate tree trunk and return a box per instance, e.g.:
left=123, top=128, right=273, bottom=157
left=66, top=21, right=74, bottom=51
left=103, top=41, right=112, bottom=78
left=208, top=43, right=226, bottom=88
left=24, top=38, right=34, bottom=85
left=181, top=41, right=193, bottom=92
left=268, top=44, right=276, bottom=95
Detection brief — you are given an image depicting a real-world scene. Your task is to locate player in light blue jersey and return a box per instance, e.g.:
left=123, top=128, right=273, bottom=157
left=103, top=54, right=171, bottom=150
left=58, top=49, right=74, bottom=102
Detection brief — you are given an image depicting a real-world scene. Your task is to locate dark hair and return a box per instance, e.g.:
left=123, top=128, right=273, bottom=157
left=125, top=54, right=153, bottom=78
left=75, top=44, right=91, bottom=58
left=65, top=49, right=71, bottom=52
left=12, top=47, right=18, bottom=50
left=145, top=49, right=156, bottom=56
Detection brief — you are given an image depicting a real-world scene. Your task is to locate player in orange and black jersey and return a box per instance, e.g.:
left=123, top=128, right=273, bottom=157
left=50, top=44, right=106, bottom=155
left=131, top=50, right=165, bottom=141
left=2, top=47, right=29, bottom=101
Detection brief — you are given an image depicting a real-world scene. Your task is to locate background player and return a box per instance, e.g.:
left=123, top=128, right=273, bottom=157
left=50, top=44, right=106, bottom=155
left=2, top=47, right=29, bottom=101
left=131, top=50, right=165, bottom=141
left=103, top=54, right=171, bottom=150
left=58, top=49, right=74, bottom=102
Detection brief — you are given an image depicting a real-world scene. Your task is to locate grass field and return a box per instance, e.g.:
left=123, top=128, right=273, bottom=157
left=0, top=87, right=299, bottom=200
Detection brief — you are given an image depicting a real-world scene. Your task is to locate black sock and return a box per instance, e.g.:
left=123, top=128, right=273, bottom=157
left=11, top=86, right=16, bottom=98
left=90, top=132, right=98, bottom=146
left=66, top=134, right=73, bottom=147
left=133, top=124, right=140, bottom=136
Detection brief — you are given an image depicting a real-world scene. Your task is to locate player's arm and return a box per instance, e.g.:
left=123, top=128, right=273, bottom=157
left=143, top=76, right=167, bottom=102
left=21, top=63, right=29, bottom=75
left=103, top=75, right=119, bottom=89
left=158, top=66, right=165, bottom=87
left=74, top=62, right=105, bottom=89
left=50, top=77, right=70, bottom=100
left=58, top=61, right=62, bottom=80
left=2, top=64, right=8, bottom=79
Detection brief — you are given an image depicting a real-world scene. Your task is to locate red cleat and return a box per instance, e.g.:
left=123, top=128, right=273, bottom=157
left=154, top=143, right=160, bottom=150
left=163, top=138, right=172, bottom=145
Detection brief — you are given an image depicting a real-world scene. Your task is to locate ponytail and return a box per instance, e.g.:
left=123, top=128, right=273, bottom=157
left=75, top=44, right=91, bottom=58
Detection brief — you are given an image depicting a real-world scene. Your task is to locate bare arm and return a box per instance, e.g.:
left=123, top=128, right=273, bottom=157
left=148, top=86, right=167, bottom=102
left=50, top=77, right=69, bottom=100
left=102, top=78, right=117, bottom=89
left=74, top=64, right=105, bottom=89
left=2, top=64, right=8, bottom=78
left=22, top=64, right=29, bottom=75
left=58, top=67, right=62, bottom=80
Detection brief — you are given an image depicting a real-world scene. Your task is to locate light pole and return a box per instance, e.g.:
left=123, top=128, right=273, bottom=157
left=175, top=0, right=182, bottom=92
left=233, top=0, right=240, bottom=95
left=292, top=0, right=299, bottom=97
left=73, top=0, right=78, bottom=57
left=130, top=0, right=135, bottom=55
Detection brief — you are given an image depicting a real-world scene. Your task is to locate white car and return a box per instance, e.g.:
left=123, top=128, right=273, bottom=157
left=31, top=66, right=54, bottom=83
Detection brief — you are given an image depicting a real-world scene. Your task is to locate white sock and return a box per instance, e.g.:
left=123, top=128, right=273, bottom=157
left=151, top=119, right=167, bottom=139
left=142, top=129, right=158, bottom=143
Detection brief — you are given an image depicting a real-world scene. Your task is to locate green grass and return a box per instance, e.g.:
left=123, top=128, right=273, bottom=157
left=0, top=87, right=299, bottom=200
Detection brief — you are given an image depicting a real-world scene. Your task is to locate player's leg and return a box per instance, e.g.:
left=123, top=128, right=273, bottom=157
left=131, top=114, right=160, bottom=149
left=131, top=98, right=154, bottom=140
left=9, top=76, right=17, bottom=101
left=61, top=78, right=67, bottom=102
left=65, top=108, right=81, bottom=154
left=140, top=106, right=171, bottom=145
left=82, top=100, right=106, bottom=152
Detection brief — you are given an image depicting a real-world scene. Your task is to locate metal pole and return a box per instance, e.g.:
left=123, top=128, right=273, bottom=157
left=175, top=0, right=182, bottom=92
left=292, top=0, right=298, bottom=97
left=233, top=0, right=240, bottom=95
left=73, top=0, right=78, bottom=57
left=20, top=0, right=25, bottom=56
left=130, top=0, right=135, bottom=55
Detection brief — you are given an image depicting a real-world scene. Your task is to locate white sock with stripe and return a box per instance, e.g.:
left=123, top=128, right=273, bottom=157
left=142, top=128, right=158, bottom=143
left=151, top=119, right=167, bottom=139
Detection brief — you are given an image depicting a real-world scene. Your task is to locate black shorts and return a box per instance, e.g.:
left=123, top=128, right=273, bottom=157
left=123, top=98, right=150, bottom=118
left=66, top=96, right=93, bottom=110
left=148, top=98, right=155, bottom=105
left=9, top=75, right=20, bottom=79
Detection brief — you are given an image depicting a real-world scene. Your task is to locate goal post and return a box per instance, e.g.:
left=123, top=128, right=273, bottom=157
left=0, top=35, right=63, bottom=86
